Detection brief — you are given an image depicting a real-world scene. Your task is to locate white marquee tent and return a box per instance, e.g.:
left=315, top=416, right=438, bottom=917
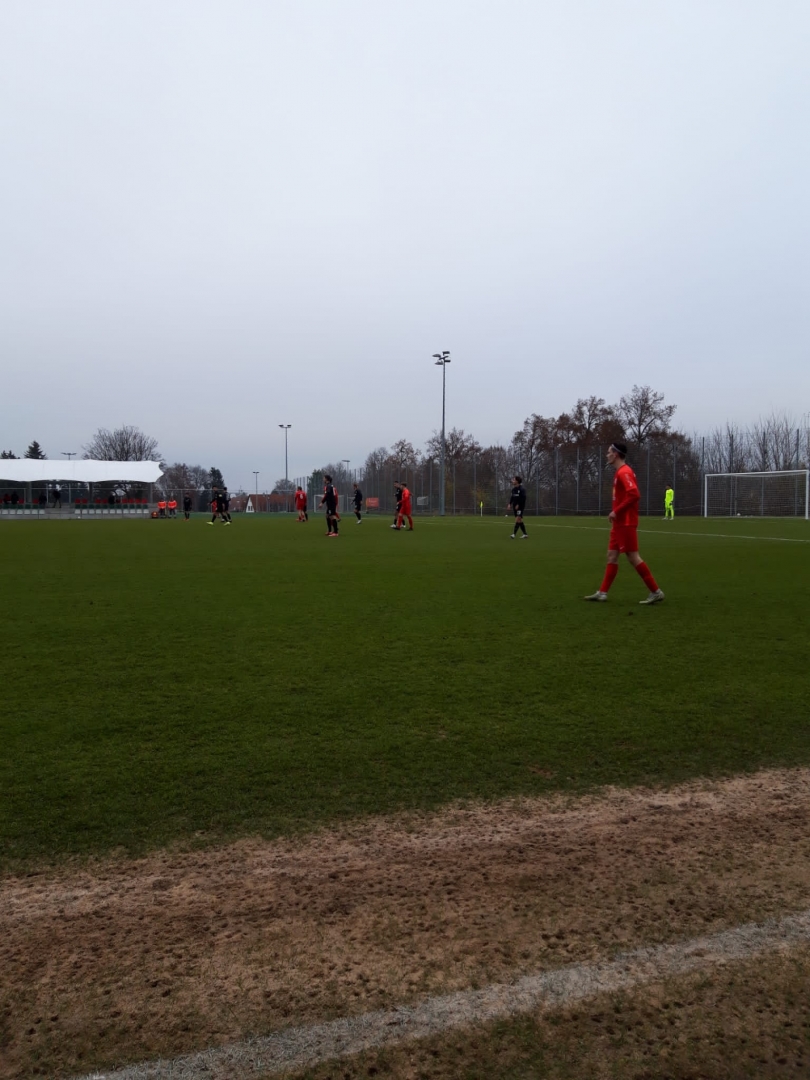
left=0, top=460, right=163, bottom=483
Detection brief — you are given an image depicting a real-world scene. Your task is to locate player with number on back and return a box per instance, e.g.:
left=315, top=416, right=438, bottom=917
left=508, top=475, right=527, bottom=538
left=294, top=485, right=308, bottom=522
left=353, top=483, right=363, bottom=524
left=320, top=475, right=339, bottom=537
left=584, top=443, right=665, bottom=604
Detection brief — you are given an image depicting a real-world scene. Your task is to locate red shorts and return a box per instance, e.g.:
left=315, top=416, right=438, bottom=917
left=401, top=502, right=412, bottom=516
left=609, top=524, right=638, bottom=553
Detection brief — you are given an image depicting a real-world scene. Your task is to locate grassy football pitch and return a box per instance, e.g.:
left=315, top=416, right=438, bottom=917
left=1, top=514, right=808, bottom=869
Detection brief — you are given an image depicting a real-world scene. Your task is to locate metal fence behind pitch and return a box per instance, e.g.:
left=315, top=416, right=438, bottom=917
left=298, top=444, right=704, bottom=518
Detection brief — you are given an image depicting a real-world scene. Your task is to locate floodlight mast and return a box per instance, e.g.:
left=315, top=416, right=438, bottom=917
left=279, top=425, right=291, bottom=511
left=432, top=352, right=451, bottom=516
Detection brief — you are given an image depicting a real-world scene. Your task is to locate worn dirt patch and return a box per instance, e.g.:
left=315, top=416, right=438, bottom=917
left=1, top=768, right=810, bottom=1079
left=291, top=946, right=810, bottom=1080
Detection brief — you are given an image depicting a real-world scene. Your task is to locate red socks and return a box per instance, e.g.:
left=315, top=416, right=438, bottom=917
left=601, top=562, right=659, bottom=594
left=600, top=564, right=619, bottom=593
left=635, top=561, right=659, bottom=592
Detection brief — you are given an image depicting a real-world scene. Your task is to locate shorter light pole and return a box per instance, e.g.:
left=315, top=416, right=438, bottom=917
left=253, top=471, right=259, bottom=503
left=279, top=425, right=291, bottom=511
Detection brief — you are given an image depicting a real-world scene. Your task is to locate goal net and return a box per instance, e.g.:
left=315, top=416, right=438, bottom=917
left=704, top=471, right=809, bottom=518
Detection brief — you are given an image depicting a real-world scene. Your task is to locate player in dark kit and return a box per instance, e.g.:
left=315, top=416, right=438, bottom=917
left=508, top=476, right=527, bottom=538
left=183, top=495, right=192, bottom=520
left=391, top=484, right=403, bottom=529
left=353, top=483, right=363, bottom=524
left=320, top=474, right=339, bottom=537
left=219, top=487, right=232, bottom=525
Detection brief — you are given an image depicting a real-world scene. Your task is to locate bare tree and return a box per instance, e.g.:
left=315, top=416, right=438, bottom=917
left=273, top=477, right=296, bottom=494
left=424, top=427, right=479, bottom=464
left=388, top=438, right=419, bottom=469
left=363, top=446, right=388, bottom=472
left=704, top=422, right=748, bottom=474
left=510, top=415, right=555, bottom=482
left=750, top=411, right=800, bottom=471
left=616, top=386, right=676, bottom=446
left=83, top=425, right=161, bottom=461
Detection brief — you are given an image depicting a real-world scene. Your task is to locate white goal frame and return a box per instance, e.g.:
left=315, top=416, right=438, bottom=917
left=704, top=470, right=809, bottom=519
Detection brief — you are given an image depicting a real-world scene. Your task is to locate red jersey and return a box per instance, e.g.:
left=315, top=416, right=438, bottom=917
left=294, top=491, right=306, bottom=510
left=612, top=463, right=640, bottom=527
left=401, top=486, right=412, bottom=507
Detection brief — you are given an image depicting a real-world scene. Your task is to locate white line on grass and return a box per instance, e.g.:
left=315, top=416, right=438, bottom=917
left=411, top=519, right=810, bottom=542
left=533, top=522, right=810, bottom=543
left=79, top=907, right=810, bottom=1080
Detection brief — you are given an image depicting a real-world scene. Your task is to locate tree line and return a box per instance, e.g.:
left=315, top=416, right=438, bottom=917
left=356, top=388, right=809, bottom=484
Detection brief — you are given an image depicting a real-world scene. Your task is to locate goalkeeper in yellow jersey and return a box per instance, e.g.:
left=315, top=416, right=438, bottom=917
left=664, top=485, right=674, bottom=519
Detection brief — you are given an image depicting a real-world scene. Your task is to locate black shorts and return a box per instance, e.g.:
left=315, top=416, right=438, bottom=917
left=513, top=506, right=524, bottom=517
left=324, top=503, right=337, bottom=515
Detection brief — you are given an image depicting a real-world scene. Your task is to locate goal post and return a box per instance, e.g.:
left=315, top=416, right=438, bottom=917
left=704, top=471, right=809, bottom=519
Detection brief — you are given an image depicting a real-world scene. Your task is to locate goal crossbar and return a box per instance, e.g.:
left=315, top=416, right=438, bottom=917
left=704, top=470, right=809, bottom=519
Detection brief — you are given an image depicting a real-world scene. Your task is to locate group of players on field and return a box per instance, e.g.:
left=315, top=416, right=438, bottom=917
left=206, top=443, right=664, bottom=603
left=291, top=477, right=414, bottom=537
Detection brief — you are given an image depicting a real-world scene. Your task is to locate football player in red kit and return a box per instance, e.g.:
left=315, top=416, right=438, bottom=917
left=394, top=482, right=414, bottom=531
left=294, top=486, right=308, bottom=522
left=584, top=443, right=664, bottom=604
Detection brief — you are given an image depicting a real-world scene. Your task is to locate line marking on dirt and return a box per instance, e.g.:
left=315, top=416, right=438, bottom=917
left=80, top=907, right=810, bottom=1080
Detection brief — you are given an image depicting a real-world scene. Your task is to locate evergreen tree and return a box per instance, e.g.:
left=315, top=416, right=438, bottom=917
left=209, top=467, right=225, bottom=489
left=24, top=440, right=46, bottom=459
left=0, top=450, right=18, bottom=459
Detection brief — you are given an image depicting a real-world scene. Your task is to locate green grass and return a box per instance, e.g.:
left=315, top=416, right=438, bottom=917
left=1, top=514, right=808, bottom=869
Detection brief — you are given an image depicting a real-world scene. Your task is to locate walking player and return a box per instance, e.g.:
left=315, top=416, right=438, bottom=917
left=320, top=474, right=339, bottom=537
left=391, top=484, right=403, bottom=528
left=664, top=485, right=675, bottom=519
left=183, top=494, right=192, bottom=520
left=584, top=443, right=664, bottom=604
left=394, top=481, right=414, bottom=530
left=508, top=475, right=527, bottom=538
left=294, top=486, right=308, bottom=522
left=353, top=483, right=363, bottom=523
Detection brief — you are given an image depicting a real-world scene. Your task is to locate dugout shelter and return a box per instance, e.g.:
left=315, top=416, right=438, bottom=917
left=0, top=460, right=163, bottom=517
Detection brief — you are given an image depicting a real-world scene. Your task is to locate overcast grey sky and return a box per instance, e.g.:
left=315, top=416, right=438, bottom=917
left=2, top=0, right=808, bottom=490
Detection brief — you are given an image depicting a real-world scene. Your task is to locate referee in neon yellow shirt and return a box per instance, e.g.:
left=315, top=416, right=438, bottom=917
left=664, top=485, right=674, bottom=519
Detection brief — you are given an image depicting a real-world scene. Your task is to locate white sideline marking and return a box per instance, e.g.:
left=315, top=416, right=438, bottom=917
left=532, top=522, right=810, bottom=543
left=79, top=907, right=810, bottom=1080
left=413, top=519, right=810, bottom=542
